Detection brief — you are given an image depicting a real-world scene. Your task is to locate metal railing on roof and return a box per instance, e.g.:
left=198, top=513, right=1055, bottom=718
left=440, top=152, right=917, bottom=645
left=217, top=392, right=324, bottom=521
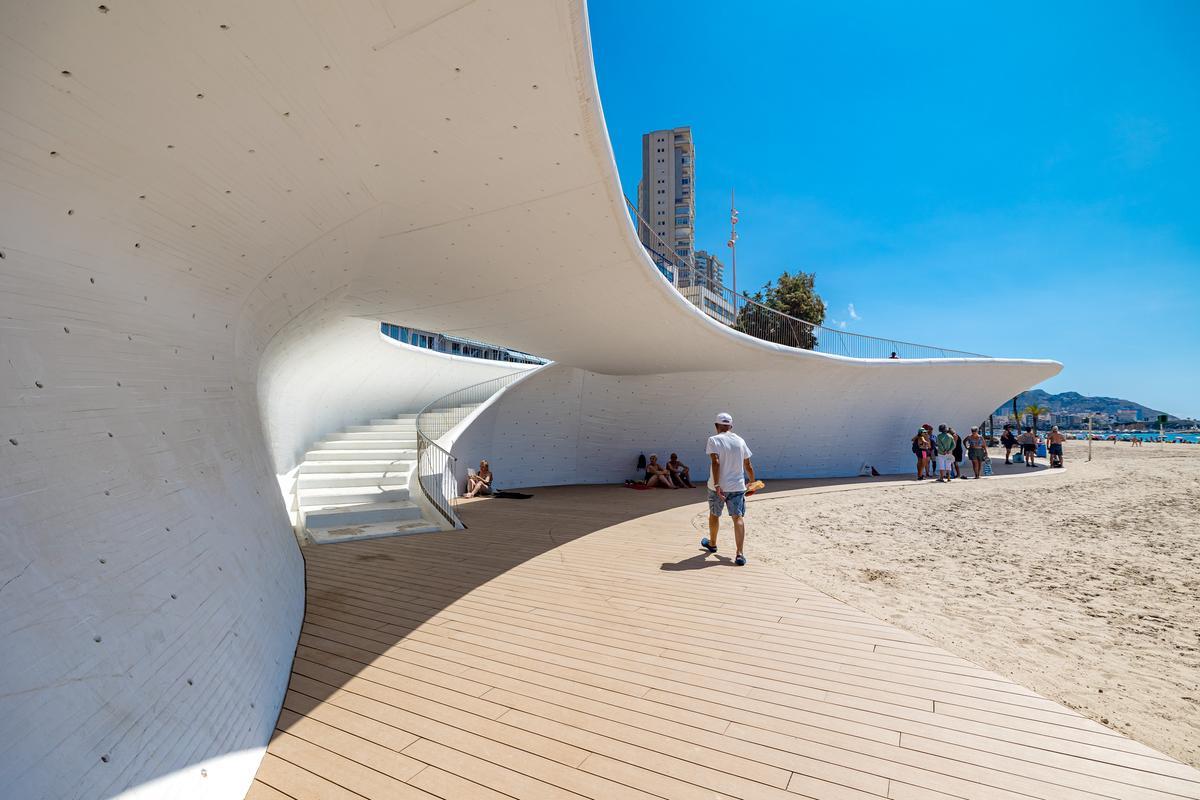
left=624, top=197, right=988, bottom=359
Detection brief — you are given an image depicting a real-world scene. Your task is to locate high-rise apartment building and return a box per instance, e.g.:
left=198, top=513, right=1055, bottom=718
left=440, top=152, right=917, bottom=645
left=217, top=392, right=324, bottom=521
left=637, top=126, right=695, bottom=281
left=636, top=128, right=734, bottom=326
left=693, top=250, right=725, bottom=290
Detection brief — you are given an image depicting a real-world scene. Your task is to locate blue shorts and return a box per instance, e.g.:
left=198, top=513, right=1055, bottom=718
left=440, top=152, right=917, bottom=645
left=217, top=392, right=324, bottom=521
left=708, top=490, right=746, bottom=518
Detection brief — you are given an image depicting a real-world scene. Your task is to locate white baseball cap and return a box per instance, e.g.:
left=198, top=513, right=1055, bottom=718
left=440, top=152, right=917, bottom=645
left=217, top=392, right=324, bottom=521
left=714, top=412, right=733, bottom=425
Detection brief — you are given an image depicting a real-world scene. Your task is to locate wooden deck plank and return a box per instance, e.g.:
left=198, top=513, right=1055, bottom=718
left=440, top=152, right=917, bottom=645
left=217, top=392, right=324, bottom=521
left=274, top=708, right=425, bottom=782
left=249, top=485, right=1200, bottom=800
left=303, top=568, right=1021, bottom=697
left=267, top=731, right=437, bottom=800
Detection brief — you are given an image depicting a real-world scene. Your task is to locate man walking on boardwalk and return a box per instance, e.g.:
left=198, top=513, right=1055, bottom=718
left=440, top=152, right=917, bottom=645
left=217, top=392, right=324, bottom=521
left=700, top=412, right=755, bottom=566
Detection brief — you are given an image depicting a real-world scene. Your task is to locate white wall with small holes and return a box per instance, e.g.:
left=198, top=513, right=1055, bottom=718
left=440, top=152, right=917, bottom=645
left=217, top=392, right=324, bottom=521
left=0, top=1, right=1059, bottom=798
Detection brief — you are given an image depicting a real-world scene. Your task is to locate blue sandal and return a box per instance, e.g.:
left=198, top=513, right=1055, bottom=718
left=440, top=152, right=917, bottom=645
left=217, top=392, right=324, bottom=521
left=735, top=554, right=746, bottom=566
left=700, top=537, right=717, bottom=553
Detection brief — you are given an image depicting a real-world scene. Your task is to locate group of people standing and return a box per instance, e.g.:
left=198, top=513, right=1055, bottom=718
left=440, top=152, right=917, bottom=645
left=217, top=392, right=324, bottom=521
left=998, top=425, right=1067, bottom=468
left=911, top=423, right=989, bottom=481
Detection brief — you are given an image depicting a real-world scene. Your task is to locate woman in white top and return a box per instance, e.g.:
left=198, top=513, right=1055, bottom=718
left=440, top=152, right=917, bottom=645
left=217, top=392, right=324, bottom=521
left=465, top=460, right=494, bottom=497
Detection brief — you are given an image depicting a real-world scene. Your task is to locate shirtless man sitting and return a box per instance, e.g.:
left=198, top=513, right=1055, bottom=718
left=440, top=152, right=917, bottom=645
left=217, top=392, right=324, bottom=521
left=666, top=453, right=694, bottom=488
left=644, top=454, right=678, bottom=489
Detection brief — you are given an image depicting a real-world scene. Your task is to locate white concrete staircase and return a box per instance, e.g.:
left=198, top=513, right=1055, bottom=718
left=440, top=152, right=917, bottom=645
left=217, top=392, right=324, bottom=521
left=290, top=404, right=485, bottom=543
left=293, top=414, right=440, bottom=544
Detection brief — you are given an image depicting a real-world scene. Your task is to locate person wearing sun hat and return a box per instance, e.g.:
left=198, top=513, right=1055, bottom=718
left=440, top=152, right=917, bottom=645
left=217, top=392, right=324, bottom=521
left=700, top=412, right=756, bottom=566
left=965, top=426, right=987, bottom=478
left=911, top=426, right=932, bottom=480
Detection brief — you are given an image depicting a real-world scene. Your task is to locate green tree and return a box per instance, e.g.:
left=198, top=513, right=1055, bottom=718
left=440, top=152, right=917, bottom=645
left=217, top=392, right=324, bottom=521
left=736, top=271, right=825, bottom=350
left=1023, top=404, right=1050, bottom=435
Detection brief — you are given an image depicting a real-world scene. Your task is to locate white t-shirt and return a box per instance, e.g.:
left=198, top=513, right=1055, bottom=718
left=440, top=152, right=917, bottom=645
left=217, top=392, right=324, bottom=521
left=706, top=431, right=753, bottom=492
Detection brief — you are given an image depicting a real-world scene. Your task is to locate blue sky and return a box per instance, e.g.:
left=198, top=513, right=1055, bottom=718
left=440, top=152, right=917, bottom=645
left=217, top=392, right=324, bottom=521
left=590, top=1, right=1200, bottom=418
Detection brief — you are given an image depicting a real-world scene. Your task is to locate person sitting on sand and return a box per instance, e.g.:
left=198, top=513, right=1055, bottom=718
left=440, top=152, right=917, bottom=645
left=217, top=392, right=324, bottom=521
left=666, top=453, right=694, bottom=488
left=1017, top=428, right=1037, bottom=467
left=465, top=460, right=494, bottom=497
left=965, top=426, right=987, bottom=479
left=1047, top=426, right=1067, bottom=468
left=935, top=424, right=956, bottom=482
left=644, top=454, right=678, bottom=489
left=912, top=428, right=932, bottom=480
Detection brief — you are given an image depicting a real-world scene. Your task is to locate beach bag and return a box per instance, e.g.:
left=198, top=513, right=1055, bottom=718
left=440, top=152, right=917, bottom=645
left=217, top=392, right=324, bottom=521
left=982, top=459, right=993, bottom=476
left=1013, top=452, right=1024, bottom=463
left=1036, top=443, right=1047, bottom=458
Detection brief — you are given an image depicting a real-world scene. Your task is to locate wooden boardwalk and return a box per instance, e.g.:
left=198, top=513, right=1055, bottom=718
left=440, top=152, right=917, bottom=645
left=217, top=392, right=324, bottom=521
left=247, top=484, right=1200, bottom=800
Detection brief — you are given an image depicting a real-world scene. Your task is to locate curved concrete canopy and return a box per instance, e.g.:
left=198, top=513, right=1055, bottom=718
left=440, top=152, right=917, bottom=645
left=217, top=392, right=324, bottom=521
left=0, top=1, right=1059, bottom=798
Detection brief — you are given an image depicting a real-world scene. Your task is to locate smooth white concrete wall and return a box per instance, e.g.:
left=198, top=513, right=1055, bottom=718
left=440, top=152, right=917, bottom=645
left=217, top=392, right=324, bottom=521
left=258, top=315, right=527, bottom=474
left=450, top=360, right=1057, bottom=489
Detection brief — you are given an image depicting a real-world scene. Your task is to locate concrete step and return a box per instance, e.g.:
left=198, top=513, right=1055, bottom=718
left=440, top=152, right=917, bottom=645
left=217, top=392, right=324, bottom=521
left=307, top=518, right=442, bottom=545
left=313, top=438, right=417, bottom=450
left=300, top=485, right=410, bottom=506
left=302, top=448, right=416, bottom=462
left=369, top=415, right=418, bottom=424
left=304, top=500, right=423, bottom=528
left=299, top=471, right=410, bottom=489
left=299, top=459, right=414, bottom=474
left=345, top=425, right=416, bottom=434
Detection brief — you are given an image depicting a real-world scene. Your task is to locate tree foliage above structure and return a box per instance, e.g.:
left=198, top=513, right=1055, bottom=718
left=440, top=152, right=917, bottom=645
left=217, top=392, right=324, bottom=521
left=736, top=270, right=826, bottom=350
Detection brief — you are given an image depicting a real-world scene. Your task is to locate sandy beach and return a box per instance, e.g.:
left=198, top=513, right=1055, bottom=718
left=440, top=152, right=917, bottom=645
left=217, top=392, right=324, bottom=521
left=748, top=440, right=1200, bottom=767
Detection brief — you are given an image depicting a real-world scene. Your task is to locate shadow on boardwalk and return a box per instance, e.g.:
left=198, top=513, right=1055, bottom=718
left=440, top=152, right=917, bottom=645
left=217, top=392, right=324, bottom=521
left=247, top=475, right=1198, bottom=800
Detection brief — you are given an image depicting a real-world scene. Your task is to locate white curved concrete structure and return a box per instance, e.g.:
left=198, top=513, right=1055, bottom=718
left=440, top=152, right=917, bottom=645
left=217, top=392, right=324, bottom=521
left=260, top=317, right=526, bottom=474
left=450, top=357, right=1047, bottom=491
left=0, top=1, right=1059, bottom=798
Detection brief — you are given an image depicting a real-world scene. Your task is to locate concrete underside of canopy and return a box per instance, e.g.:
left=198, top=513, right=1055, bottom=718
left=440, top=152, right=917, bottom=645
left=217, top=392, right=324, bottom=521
left=0, top=0, right=1058, bottom=798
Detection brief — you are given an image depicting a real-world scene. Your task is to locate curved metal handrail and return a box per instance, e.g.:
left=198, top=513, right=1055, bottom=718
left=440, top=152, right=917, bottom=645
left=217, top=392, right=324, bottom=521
left=624, top=196, right=987, bottom=359
left=414, top=430, right=457, bottom=527
left=413, top=369, right=533, bottom=527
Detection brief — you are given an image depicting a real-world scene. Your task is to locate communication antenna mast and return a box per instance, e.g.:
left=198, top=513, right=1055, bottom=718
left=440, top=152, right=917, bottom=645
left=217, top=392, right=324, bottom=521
left=726, top=189, right=739, bottom=299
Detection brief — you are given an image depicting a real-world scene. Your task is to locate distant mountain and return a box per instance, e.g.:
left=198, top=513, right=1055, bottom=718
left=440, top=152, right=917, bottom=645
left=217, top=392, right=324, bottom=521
left=995, top=389, right=1173, bottom=420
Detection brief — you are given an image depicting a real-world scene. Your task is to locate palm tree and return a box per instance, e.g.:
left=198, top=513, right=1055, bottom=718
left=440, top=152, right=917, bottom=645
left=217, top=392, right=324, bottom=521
left=1023, top=404, right=1050, bottom=435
